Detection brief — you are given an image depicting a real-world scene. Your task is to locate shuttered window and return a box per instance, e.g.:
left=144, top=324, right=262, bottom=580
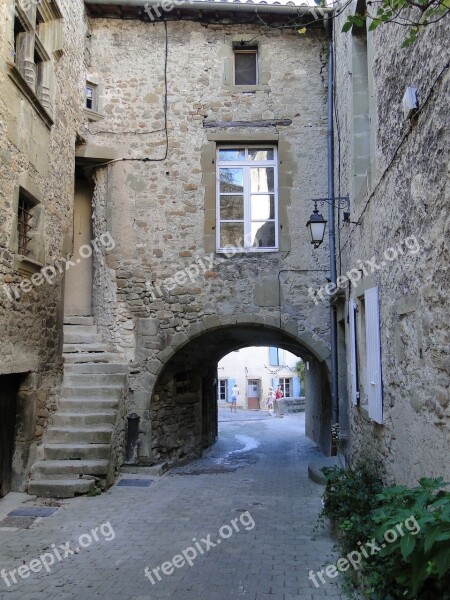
left=364, top=287, right=383, bottom=424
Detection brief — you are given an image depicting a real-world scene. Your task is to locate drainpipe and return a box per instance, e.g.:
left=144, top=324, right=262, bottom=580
left=325, top=20, right=339, bottom=433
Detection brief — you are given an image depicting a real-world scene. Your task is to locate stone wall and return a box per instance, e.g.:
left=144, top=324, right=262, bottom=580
left=333, top=4, right=450, bottom=484
left=85, top=17, right=334, bottom=462
left=0, top=0, right=87, bottom=490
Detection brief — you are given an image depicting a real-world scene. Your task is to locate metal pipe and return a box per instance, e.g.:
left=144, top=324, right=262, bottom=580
left=326, top=37, right=339, bottom=432
left=84, top=0, right=332, bottom=16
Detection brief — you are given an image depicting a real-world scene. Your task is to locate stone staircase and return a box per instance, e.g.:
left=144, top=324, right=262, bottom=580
left=28, top=317, right=128, bottom=498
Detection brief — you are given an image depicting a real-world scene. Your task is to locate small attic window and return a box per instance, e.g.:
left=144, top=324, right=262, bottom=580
left=234, top=47, right=258, bottom=86
left=85, top=82, right=97, bottom=111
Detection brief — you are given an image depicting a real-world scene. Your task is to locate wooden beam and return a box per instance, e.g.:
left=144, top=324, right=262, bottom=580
left=203, top=119, right=292, bottom=129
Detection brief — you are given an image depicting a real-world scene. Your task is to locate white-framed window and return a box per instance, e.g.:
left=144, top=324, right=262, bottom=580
left=218, top=379, right=227, bottom=402
left=216, top=146, right=278, bottom=253
left=233, top=48, right=258, bottom=85
left=279, top=378, right=291, bottom=398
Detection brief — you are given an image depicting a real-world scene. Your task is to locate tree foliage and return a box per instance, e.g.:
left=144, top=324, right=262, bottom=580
left=342, top=0, right=450, bottom=46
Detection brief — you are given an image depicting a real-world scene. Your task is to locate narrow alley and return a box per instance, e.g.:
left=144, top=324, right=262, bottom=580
left=0, top=411, right=344, bottom=600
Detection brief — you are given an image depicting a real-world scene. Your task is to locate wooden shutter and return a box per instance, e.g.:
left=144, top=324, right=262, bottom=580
left=365, top=287, right=383, bottom=424
left=349, top=298, right=359, bottom=406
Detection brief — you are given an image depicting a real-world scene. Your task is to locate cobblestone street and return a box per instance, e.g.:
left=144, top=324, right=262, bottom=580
left=0, top=412, right=344, bottom=600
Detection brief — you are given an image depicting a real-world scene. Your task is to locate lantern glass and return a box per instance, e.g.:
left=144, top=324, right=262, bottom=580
left=306, top=209, right=327, bottom=247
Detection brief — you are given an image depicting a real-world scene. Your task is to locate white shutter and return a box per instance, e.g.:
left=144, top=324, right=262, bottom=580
left=365, top=287, right=383, bottom=424
left=349, top=299, right=359, bottom=406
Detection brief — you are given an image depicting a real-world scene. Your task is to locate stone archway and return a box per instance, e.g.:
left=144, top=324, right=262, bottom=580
left=138, top=315, right=331, bottom=465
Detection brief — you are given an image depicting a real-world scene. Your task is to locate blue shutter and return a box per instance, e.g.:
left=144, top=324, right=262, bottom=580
left=272, top=377, right=279, bottom=388
left=269, top=347, right=278, bottom=366
left=349, top=299, right=359, bottom=406
left=227, top=379, right=236, bottom=403
left=292, top=376, right=301, bottom=398
left=365, top=287, right=383, bottom=424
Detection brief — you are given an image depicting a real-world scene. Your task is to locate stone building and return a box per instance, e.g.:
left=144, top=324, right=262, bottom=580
left=332, top=1, right=450, bottom=484
left=0, top=0, right=87, bottom=497
left=0, top=0, right=447, bottom=498
left=1, top=0, right=334, bottom=497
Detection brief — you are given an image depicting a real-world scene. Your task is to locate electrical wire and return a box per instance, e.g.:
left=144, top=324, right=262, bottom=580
left=88, top=19, right=169, bottom=168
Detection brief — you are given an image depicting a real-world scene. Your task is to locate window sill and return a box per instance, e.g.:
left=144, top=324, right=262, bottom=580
left=84, top=108, right=105, bottom=122
left=7, top=63, right=54, bottom=129
left=14, top=255, right=44, bottom=276
left=226, top=84, right=270, bottom=93
left=217, top=248, right=280, bottom=255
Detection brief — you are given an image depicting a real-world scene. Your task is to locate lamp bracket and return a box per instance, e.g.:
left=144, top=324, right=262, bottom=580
left=311, top=194, right=350, bottom=222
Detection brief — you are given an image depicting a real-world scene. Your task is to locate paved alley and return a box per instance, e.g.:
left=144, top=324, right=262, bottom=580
left=0, top=412, right=345, bottom=600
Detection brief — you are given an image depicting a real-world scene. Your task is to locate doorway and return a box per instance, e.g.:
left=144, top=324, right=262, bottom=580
left=0, top=374, right=19, bottom=498
left=247, top=379, right=261, bottom=410
left=64, top=179, right=93, bottom=316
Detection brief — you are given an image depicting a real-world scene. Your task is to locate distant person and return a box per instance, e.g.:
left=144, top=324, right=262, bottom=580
left=231, top=384, right=239, bottom=413
left=276, top=385, right=283, bottom=400
left=266, top=386, right=275, bottom=411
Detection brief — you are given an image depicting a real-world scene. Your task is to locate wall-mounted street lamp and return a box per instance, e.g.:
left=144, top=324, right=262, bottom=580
left=306, top=195, right=350, bottom=249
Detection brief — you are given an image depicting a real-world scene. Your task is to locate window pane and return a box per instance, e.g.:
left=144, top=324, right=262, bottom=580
left=248, top=148, right=274, bottom=161
left=220, top=222, right=244, bottom=249
left=251, top=194, right=274, bottom=220
left=251, top=221, right=276, bottom=248
left=250, top=168, right=274, bottom=193
left=219, top=168, right=244, bottom=193
left=219, top=149, right=245, bottom=161
left=234, top=52, right=257, bottom=85
left=220, top=195, right=244, bottom=220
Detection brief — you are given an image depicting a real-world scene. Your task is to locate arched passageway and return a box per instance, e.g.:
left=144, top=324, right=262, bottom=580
left=150, top=323, right=331, bottom=464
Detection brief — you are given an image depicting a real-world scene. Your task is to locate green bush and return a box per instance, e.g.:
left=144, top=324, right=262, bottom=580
left=370, top=478, right=450, bottom=599
left=320, top=460, right=384, bottom=556
left=318, top=467, right=450, bottom=599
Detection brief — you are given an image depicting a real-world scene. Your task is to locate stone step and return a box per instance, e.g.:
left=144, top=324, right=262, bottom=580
left=121, top=462, right=169, bottom=476
left=63, top=324, right=99, bottom=335
left=28, top=478, right=96, bottom=498
left=45, top=426, right=113, bottom=444
left=63, top=352, right=118, bottom=364
left=31, top=459, right=108, bottom=479
left=52, top=411, right=117, bottom=427
left=59, top=397, right=119, bottom=411
left=64, top=332, right=103, bottom=345
left=63, top=343, right=110, bottom=353
left=64, top=362, right=128, bottom=374
left=62, top=386, right=123, bottom=399
left=64, top=373, right=126, bottom=386
left=64, top=316, right=95, bottom=326
left=43, top=443, right=111, bottom=460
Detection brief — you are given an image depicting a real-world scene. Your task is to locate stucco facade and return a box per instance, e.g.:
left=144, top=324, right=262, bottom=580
left=217, top=346, right=302, bottom=409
